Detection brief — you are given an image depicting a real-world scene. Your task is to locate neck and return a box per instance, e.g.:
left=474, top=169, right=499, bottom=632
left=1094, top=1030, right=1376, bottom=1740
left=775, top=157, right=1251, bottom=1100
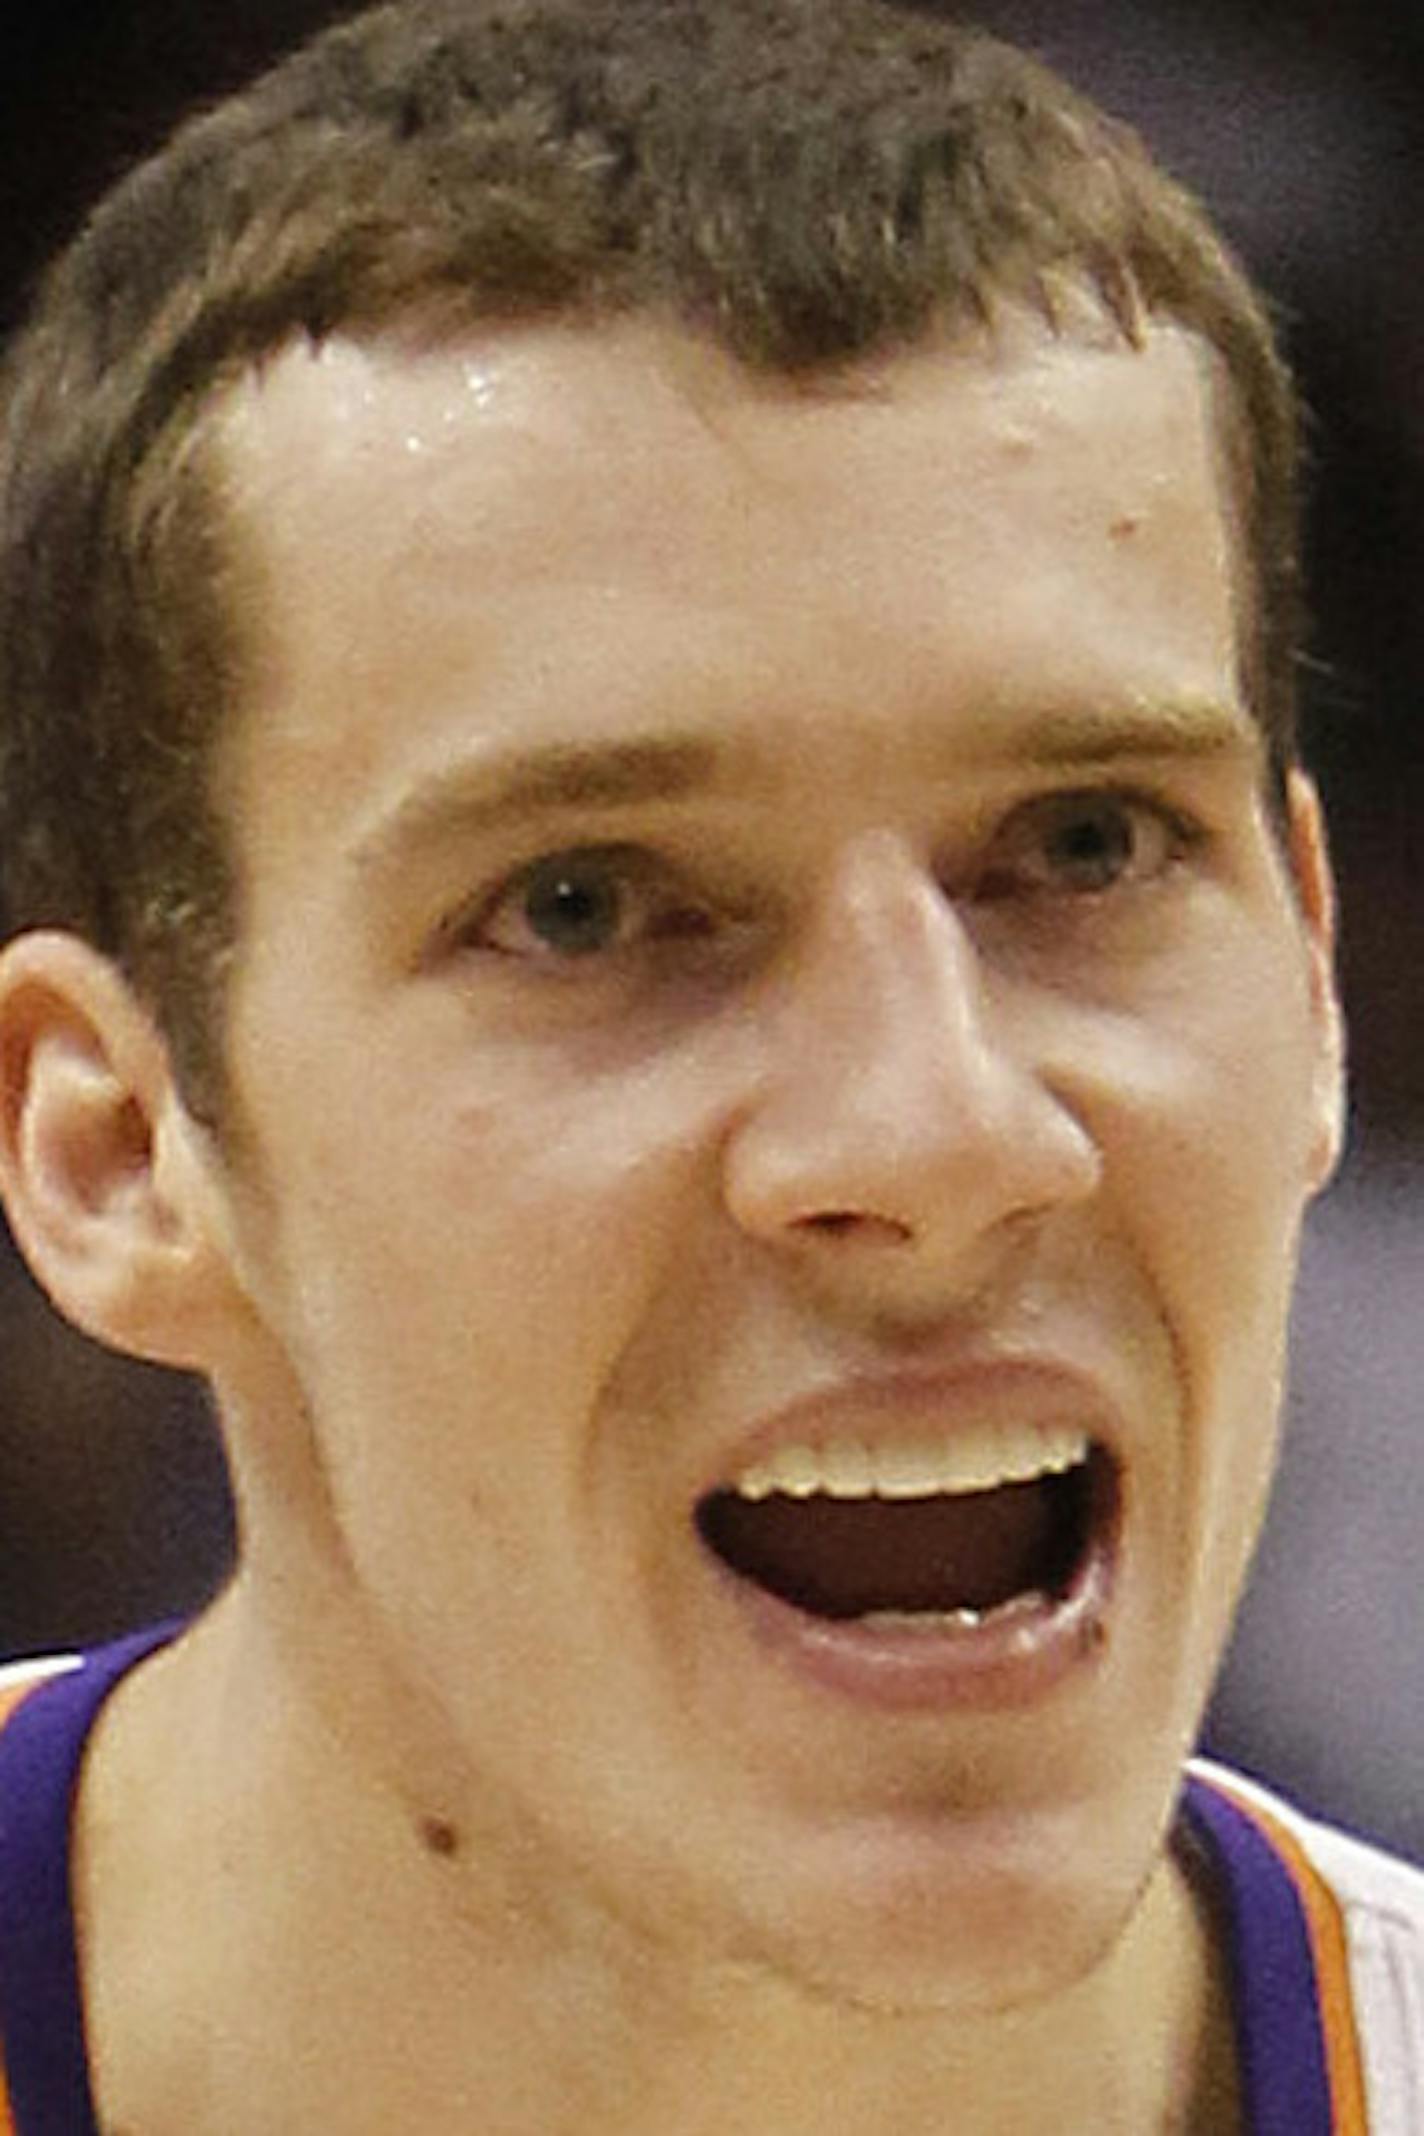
left=72, top=1593, right=1239, bottom=2136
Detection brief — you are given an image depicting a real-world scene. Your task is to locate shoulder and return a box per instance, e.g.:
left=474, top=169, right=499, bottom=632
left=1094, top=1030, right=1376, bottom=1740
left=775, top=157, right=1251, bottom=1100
left=0, top=1625, right=187, bottom=1817
left=0, top=1653, right=83, bottom=1742
left=0, top=1628, right=187, bottom=2136
left=0, top=1623, right=185, bottom=1748
left=0, top=1653, right=81, bottom=1705
left=1191, top=1757, right=1424, bottom=2124
left=1191, top=1756, right=1424, bottom=1924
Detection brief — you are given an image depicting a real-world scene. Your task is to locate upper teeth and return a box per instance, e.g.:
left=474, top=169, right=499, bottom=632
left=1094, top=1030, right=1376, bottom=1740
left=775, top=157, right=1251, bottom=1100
left=731, top=1424, right=1090, bottom=1502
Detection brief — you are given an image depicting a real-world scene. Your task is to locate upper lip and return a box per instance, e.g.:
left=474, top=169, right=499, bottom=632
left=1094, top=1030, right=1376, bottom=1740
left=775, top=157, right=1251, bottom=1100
left=698, top=1355, right=1127, bottom=1500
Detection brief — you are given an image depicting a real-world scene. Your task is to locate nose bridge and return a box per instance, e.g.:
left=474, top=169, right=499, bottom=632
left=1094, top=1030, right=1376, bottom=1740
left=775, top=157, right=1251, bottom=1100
left=781, top=832, right=997, bottom=1113
left=723, top=832, right=1098, bottom=1251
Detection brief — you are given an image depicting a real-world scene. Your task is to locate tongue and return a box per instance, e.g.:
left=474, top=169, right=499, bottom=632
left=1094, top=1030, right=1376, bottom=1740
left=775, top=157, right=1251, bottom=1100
left=698, top=1474, right=1082, bottom=1619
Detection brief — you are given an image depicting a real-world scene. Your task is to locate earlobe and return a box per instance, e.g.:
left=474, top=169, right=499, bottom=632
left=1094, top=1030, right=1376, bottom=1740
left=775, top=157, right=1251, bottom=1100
left=1284, top=770, right=1347, bottom=1191
left=0, top=931, right=228, bottom=1369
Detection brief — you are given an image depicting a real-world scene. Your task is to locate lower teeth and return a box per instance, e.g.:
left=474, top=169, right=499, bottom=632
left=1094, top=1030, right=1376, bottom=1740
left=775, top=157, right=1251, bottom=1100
left=858, top=1608, right=983, bottom=1632
left=856, top=1592, right=1047, bottom=1633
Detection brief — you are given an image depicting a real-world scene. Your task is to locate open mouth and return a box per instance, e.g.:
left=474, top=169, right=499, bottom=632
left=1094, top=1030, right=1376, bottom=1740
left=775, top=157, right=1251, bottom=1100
left=695, top=1426, right=1116, bottom=1627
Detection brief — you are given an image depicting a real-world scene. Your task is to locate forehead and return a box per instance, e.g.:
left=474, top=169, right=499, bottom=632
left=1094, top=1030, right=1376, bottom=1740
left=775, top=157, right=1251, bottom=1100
left=218, top=311, right=1230, bottom=596
left=212, top=314, right=1247, bottom=859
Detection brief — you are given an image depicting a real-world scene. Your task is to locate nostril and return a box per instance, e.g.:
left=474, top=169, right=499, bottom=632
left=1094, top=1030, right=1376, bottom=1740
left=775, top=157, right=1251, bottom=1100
left=799, top=1210, right=913, bottom=1243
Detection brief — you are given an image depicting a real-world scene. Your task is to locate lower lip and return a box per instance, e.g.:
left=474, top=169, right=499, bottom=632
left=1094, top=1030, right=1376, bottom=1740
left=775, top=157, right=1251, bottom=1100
left=714, top=1532, right=1117, bottom=1715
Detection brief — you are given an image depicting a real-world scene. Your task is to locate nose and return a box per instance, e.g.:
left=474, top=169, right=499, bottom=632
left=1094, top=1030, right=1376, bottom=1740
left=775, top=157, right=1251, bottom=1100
left=722, top=834, right=1100, bottom=1283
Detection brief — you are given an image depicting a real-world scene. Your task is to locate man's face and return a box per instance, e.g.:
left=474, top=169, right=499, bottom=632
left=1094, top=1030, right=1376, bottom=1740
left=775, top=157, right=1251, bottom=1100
left=203, top=314, right=1339, bottom=2008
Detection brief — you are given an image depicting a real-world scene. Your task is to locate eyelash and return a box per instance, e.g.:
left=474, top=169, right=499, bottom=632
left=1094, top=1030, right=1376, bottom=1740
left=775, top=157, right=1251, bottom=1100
left=442, top=787, right=1205, bottom=972
left=442, top=843, right=732, bottom=968
left=968, top=785, right=1204, bottom=903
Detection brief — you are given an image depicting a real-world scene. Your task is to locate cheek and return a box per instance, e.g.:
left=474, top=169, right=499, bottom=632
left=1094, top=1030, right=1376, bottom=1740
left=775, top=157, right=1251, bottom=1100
left=1087, top=913, right=1321, bottom=1280
left=223, top=1061, right=732, bottom=1697
left=1105, top=960, right=1317, bottom=1563
left=252, top=1036, right=733, bottom=1468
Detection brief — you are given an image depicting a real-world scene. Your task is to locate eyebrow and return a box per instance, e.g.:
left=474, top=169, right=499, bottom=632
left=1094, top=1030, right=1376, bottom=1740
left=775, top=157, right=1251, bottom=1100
left=351, top=698, right=1259, bottom=876
left=1008, top=697, right=1262, bottom=768
left=352, top=735, right=732, bottom=875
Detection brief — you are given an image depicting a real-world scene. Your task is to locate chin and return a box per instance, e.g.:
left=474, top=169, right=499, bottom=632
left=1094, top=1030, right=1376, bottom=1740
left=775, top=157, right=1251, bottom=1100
left=706, top=1812, right=1150, bottom=2020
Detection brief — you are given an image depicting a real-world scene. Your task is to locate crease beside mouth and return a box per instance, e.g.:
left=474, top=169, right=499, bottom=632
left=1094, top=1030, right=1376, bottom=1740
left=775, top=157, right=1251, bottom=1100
left=695, top=1451, right=1108, bottom=1620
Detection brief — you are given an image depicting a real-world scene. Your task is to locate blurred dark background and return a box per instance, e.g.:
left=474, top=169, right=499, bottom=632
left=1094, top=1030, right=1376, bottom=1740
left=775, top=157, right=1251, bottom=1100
left=2, top=0, right=1421, bottom=1851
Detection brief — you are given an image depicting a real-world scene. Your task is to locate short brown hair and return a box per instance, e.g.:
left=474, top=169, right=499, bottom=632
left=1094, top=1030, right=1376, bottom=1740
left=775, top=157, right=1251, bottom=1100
left=0, top=0, right=1304, bottom=1117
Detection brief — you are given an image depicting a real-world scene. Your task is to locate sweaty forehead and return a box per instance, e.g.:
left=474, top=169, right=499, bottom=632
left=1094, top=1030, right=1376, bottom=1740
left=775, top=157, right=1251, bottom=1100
left=218, top=310, right=1225, bottom=561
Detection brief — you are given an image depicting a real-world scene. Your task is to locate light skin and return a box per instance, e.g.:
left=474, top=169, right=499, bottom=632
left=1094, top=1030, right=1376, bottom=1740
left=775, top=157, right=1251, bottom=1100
left=0, top=313, right=1341, bottom=2131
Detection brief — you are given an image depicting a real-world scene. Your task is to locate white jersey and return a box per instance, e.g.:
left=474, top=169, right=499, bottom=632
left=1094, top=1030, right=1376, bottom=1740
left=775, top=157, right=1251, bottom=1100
left=1185, top=1757, right=1424, bottom=2130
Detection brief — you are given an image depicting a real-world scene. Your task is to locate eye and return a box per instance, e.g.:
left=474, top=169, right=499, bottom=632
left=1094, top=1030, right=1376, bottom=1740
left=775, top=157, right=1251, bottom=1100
left=460, top=844, right=715, bottom=964
left=974, top=788, right=1192, bottom=902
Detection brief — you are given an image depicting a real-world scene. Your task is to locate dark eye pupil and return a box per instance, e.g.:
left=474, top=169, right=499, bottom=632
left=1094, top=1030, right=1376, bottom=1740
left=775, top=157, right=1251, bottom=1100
left=1051, top=805, right=1132, bottom=886
left=522, top=861, right=624, bottom=955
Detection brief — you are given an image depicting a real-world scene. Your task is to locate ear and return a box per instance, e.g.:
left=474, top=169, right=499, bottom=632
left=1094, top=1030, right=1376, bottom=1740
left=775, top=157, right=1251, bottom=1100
left=1283, top=769, right=1347, bottom=1192
left=0, top=930, right=234, bottom=1370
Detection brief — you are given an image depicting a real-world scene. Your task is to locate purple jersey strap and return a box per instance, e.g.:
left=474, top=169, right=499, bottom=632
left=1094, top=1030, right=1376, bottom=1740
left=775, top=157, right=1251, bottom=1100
left=0, top=1623, right=182, bottom=2136
left=1181, top=1772, right=1337, bottom=2133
